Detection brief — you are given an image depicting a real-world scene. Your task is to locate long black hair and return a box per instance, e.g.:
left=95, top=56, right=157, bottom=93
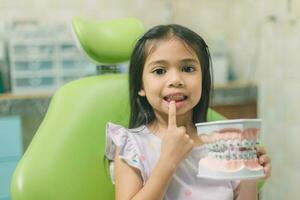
left=128, top=24, right=213, bottom=128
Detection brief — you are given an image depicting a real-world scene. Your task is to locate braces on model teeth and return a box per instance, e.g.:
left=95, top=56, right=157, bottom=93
left=196, top=119, right=265, bottom=180
left=207, top=138, right=257, bottom=160
left=201, top=128, right=262, bottom=171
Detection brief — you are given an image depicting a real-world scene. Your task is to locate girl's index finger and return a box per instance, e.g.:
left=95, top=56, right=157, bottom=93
left=168, top=101, right=177, bottom=128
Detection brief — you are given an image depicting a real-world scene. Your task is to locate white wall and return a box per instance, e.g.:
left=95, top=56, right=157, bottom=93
left=0, top=0, right=171, bottom=27
left=258, top=0, right=300, bottom=198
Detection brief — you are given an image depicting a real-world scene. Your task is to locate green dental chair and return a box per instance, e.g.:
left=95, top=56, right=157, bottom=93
left=10, top=17, right=261, bottom=200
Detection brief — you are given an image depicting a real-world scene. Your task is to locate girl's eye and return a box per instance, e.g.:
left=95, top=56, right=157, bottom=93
left=182, top=65, right=195, bottom=72
left=152, top=68, right=166, bottom=75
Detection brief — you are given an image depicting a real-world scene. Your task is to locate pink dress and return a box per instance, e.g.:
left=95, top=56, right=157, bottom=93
left=105, top=122, right=240, bottom=200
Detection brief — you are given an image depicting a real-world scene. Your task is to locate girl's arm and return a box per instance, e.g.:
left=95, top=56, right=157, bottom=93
left=114, top=149, right=176, bottom=200
left=233, top=180, right=257, bottom=200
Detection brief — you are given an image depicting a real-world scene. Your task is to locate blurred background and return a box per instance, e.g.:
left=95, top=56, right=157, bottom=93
left=0, top=0, right=299, bottom=199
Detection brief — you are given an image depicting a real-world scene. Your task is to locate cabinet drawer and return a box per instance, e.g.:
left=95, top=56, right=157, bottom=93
left=61, top=59, right=94, bottom=70
left=12, top=43, right=55, bottom=56
left=0, top=160, right=19, bottom=199
left=14, top=60, right=54, bottom=72
left=14, top=76, right=55, bottom=87
left=0, top=116, right=22, bottom=158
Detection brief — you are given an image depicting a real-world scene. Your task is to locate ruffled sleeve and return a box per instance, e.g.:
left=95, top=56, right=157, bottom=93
left=105, top=122, right=147, bottom=184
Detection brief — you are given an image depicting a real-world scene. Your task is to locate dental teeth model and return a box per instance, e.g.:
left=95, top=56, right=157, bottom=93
left=195, top=119, right=265, bottom=180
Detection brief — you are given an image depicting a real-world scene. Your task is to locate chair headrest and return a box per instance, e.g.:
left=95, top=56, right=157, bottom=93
left=72, top=17, right=145, bottom=65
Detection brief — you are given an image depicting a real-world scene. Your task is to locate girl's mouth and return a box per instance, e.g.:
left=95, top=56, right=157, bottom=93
left=163, top=94, right=188, bottom=103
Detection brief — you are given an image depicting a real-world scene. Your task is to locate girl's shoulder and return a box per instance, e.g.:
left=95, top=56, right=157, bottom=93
left=105, top=122, right=160, bottom=157
left=105, top=122, right=143, bottom=162
left=105, top=122, right=157, bottom=153
left=106, top=122, right=149, bottom=137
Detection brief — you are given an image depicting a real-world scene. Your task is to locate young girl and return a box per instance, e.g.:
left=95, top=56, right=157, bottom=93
left=105, top=24, right=271, bottom=200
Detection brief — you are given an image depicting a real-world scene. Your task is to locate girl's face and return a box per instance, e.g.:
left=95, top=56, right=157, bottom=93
left=138, top=37, right=202, bottom=118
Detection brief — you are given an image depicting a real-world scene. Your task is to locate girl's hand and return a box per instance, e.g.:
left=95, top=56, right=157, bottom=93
left=256, top=145, right=272, bottom=179
left=234, top=145, right=271, bottom=199
left=159, top=101, right=194, bottom=169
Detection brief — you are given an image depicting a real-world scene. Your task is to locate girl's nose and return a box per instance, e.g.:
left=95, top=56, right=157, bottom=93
left=170, top=80, right=184, bottom=87
left=168, top=72, right=185, bottom=88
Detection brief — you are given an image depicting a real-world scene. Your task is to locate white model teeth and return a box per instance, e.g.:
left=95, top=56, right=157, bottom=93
left=207, top=139, right=257, bottom=153
left=250, top=139, right=256, bottom=146
left=209, top=143, right=216, bottom=151
left=233, top=140, right=241, bottom=148
left=244, top=151, right=250, bottom=159
left=224, top=150, right=230, bottom=160
left=241, top=139, right=256, bottom=148
left=250, top=150, right=257, bottom=159
left=237, top=151, right=243, bottom=159
left=206, top=138, right=259, bottom=160
left=231, top=152, right=238, bottom=160
left=211, top=150, right=257, bottom=160
left=228, top=139, right=235, bottom=149
left=220, top=140, right=227, bottom=151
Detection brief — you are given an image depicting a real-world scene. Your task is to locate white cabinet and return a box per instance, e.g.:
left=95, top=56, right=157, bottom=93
left=9, top=37, right=96, bottom=94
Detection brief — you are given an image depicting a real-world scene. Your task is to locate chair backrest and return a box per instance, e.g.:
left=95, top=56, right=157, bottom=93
left=11, top=74, right=129, bottom=199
